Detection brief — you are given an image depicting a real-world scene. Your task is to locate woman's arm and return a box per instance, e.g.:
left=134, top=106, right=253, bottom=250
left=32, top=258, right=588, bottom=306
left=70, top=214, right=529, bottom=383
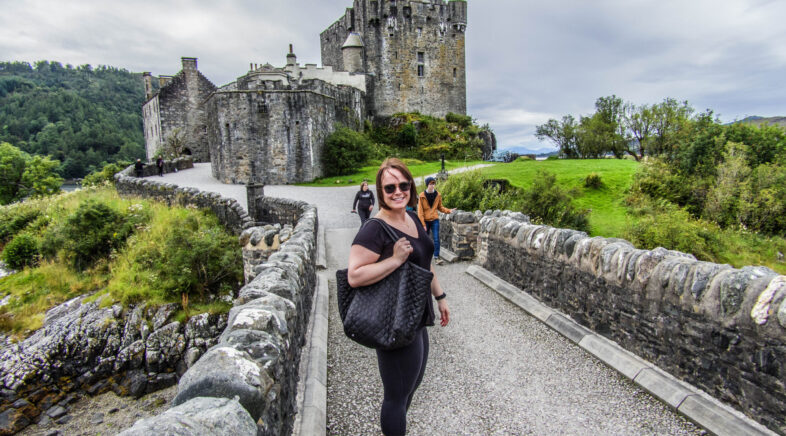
left=352, top=191, right=360, bottom=211
left=430, top=264, right=450, bottom=327
left=347, top=237, right=412, bottom=288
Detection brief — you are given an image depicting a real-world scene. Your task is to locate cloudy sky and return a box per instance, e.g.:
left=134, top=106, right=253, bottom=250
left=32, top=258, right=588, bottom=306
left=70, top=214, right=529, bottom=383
left=2, top=0, right=785, bottom=152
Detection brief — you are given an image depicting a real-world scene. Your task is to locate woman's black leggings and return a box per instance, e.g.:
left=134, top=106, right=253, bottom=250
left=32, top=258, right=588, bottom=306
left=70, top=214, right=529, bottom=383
left=357, top=204, right=371, bottom=225
left=375, top=328, right=429, bottom=436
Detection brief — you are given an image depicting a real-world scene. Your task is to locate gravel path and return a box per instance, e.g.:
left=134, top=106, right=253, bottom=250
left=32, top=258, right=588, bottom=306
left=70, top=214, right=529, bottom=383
left=152, top=164, right=704, bottom=434
left=324, top=229, right=703, bottom=436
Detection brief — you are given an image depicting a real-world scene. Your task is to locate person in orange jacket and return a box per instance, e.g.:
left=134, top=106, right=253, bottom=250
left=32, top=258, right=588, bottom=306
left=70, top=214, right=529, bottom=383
left=417, top=177, right=454, bottom=265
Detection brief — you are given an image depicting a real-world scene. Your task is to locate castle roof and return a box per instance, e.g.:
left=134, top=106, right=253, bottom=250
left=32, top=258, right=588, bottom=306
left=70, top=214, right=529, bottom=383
left=342, top=32, right=364, bottom=49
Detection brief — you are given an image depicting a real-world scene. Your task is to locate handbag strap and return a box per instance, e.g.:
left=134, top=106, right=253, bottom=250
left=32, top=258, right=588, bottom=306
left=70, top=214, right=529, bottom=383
left=368, top=217, right=400, bottom=244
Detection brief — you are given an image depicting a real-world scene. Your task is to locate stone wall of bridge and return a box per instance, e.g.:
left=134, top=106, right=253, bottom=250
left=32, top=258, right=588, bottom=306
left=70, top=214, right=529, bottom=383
left=113, top=164, right=318, bottom=435
left=438, top=210, right=786, bottom=433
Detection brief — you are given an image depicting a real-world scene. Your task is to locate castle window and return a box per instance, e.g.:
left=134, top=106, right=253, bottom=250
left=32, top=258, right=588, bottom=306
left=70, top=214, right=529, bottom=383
left=417, top=65, right=424, bottom=77
left=417, top=52, right=425, bottom=63
left=417, top=27, right=422, bottom=37
left=417, top=51, right=425, bottom=77
left=453, top=68, right=457, bottom=78
left=395, top=51, right=398, bottom=59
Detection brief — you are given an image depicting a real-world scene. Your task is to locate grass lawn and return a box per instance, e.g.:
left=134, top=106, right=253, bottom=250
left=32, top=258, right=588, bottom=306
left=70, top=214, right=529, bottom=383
left=477, top=158, right=640, bottom=237
left=300, top=159, right=490, bottom=187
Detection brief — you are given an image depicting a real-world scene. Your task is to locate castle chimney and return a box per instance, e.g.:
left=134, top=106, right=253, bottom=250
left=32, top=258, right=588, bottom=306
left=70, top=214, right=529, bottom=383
left=342, top=33, right=365, bottom=73
left=286, top=44, right=297, bottom=67
left=142, top=72, right=153, bottom=100
left=181, top=57, right=198, bottom=71
left=159, top=75, right=173, bottom=87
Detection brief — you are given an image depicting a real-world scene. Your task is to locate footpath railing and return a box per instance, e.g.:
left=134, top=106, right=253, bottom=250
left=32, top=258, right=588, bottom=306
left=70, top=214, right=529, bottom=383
left=114, top=160, right=318, bottom=435
left=440, top=210, right=786, bottom=434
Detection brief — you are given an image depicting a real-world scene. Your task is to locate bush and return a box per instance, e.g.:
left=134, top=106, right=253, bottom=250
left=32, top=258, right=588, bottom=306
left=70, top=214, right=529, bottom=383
left=520, top=170, right=589, bottom=232
left=624, top=200, right=722, bottom=261
left=445, top=112, right=473, bottom=128
left=0, top=207, right=41, bottom=243
left=584, top=173, right=603, bottom=189
left=322, top=126, right=373, bottom=176
left=123, top=212, right=242, bottom=303
left=439, top=170, right=520, bottom=212
left=739, top=163, right=786, bottom=236
left=2, top=233, right=39, bottom=269
left=82, top=162, right=128, bottom=187
left=50, top=200, right=138, bottom=270
left=546, top=155, right=559, bottom=160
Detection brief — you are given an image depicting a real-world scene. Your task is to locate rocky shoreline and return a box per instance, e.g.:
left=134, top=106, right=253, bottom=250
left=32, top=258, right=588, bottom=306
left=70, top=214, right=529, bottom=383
left=18, top=385, right=176, bottom=436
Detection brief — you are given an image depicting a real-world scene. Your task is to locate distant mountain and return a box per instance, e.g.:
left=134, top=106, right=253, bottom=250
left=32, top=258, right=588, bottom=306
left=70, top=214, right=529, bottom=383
left=499, top=146, right=558, bottom=156
left=733, top=116, right=786, bottom=128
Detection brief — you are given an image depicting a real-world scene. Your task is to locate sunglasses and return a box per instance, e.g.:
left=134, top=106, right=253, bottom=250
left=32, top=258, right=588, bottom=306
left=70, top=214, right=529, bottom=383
left=383, top=181, right=412, bottom=194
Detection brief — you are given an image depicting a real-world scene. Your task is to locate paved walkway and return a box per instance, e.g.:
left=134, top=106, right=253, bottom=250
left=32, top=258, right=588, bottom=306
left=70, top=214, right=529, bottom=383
left=155, top=164, right=702, bottom=435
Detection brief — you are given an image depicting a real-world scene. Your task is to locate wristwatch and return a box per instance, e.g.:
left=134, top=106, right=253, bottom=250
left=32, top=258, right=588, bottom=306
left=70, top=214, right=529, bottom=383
left=435, top=292, right=447, bottom=301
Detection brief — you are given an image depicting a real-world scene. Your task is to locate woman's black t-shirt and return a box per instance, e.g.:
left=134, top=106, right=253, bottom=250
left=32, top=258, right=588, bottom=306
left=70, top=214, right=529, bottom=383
left=351, top=210, right=435, bottom=327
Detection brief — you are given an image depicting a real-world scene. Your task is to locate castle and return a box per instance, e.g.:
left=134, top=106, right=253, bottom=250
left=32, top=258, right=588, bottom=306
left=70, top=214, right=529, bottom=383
left=142, top=0, right=468, bottom=184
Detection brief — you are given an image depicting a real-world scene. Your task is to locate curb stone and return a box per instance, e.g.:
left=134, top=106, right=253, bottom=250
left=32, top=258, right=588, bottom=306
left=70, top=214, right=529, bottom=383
left=465, top=264, right=776, bottom=436
left=439, top=247, right=459, bottom=263
left=317, top=226, right=327, bottom=270
left=293, top=273, right=329, bottom=436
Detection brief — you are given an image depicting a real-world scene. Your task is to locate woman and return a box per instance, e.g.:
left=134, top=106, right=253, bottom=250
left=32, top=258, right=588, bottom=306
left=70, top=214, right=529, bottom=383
left=348, top=158, right=450, bottom=436
left=417, top=177, right=454, bottom=265
left=351, top=180, right=375, bottom=225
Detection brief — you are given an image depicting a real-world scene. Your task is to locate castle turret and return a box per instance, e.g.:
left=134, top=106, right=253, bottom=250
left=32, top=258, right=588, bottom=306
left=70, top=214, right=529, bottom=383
left=341, top=32, right=364, bottom=73
left=142, top=72, right=153, bottom=100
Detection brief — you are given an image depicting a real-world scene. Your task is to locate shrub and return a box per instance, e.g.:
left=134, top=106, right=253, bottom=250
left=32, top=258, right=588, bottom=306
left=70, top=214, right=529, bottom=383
left=439, top=170, right=520, bottom=212
left=2, top=233, right=39, bottom=269
left=0, top=207, right=41, bottom=243
left=445, top=112, right=473, bottom=128
left=322, top=126, right=373, bottom=176
left=624, top=200, right=722, bottom=261
left=520, top=170, right=589, bottom=232
left=118, top=212, right=242, bottom=304
left=52, top=200, right=137, bottom=270
left=739, top=163, right=786, bottom=236
left=82, top=162, right=128, bottom=187
left=584, top=173, right=603, bottom=189
left=546, top=155, right=559, bottom=160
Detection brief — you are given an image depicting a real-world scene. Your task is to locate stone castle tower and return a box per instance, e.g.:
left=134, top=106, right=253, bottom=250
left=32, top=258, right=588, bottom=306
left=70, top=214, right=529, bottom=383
left=320, top=0, right=467, bottom=118
left=142, top=58, right=216, bottom=162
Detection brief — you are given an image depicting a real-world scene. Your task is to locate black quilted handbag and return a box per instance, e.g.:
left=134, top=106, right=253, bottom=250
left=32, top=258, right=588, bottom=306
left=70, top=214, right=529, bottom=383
left=335, top=218, right=433, bottom=350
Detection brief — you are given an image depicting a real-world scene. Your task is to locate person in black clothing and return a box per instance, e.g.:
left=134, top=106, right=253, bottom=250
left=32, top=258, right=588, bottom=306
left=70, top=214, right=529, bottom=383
left=347, top=158, right=450, bottom=436
left=156, top=157, right=164, bottom=177
left=134, top=159, right=144, bottom=177
left=351, top=181, right=375, bottom=225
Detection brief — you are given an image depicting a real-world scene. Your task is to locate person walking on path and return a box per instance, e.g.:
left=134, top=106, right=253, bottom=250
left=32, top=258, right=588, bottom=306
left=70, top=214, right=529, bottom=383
left=351, top=180, right=375, bottom=225
left=347, top=158, right=450, bottom=436
left=156, top=156, right=164, bottom=177
left=134, top=159, right=144, bottom=178
left=417, top=177, right=454, bottom=265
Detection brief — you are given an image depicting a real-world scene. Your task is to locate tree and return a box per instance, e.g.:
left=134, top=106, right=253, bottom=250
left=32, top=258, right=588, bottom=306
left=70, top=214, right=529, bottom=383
left=535, top=115, right=579, bottom=158
left=0, top=142, right=62, bottom=204
left=321, top=126, right=373, bottom=176
left=160, top=128, right=185, bottom=159
left=623, top=103, right=655, bottom=161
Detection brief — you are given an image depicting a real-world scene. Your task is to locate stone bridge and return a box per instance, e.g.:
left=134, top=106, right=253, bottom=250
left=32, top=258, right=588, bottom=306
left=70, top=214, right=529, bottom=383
left=113, top=163, right=781, bottom=435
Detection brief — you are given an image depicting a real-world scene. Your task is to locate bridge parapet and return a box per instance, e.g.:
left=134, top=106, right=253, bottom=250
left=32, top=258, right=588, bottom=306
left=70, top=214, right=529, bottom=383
left=439, top=209, right=786, bottom=434
left=114, top=166, right=318, bottom=435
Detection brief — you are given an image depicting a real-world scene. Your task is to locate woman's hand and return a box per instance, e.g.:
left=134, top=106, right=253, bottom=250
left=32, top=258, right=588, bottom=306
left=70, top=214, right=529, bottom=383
left=392, top=237, right=412, bottom=265
left=438, top=299, right=450, bottom=326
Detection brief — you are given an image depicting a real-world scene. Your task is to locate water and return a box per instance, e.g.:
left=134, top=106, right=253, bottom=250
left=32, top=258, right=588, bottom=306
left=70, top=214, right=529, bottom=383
left=61, top=183, right=80, bottom=192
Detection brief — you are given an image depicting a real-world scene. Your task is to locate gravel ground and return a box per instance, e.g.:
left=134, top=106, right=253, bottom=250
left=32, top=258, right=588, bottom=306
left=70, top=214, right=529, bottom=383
left=17, top=386, right=176, bottom=436
left=325, top=229, right=704, bottom=435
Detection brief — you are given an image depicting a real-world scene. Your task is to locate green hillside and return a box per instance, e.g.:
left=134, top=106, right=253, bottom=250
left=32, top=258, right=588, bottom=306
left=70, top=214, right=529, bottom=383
left=736, top=116, right=786, bottom=129
left=479, top=158, right=639, bottom=237
left=0, top=61, right=147, bottom=178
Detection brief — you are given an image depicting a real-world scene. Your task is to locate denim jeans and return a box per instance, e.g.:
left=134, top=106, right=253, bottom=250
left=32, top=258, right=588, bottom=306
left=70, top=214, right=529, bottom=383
left=425, top=219, right=440, bottom=258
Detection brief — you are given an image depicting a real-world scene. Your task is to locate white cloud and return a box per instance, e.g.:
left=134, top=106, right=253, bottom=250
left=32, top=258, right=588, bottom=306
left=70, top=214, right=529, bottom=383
left=1, top=0, right=784, bottom=148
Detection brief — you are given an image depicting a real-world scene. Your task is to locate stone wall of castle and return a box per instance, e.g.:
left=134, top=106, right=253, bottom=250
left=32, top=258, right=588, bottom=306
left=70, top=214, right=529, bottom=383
left=437, top=210, right=786, bottom=433
left=321, top=0, right=467, bottom=118
left=143, top=58, right=216, bottom=162
left=207, top=77, right=365, bottom=185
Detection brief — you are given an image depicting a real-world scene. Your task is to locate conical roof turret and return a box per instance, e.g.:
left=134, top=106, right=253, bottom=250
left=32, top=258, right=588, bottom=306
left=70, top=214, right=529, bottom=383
left=342, top=32, right=364, bottom=49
